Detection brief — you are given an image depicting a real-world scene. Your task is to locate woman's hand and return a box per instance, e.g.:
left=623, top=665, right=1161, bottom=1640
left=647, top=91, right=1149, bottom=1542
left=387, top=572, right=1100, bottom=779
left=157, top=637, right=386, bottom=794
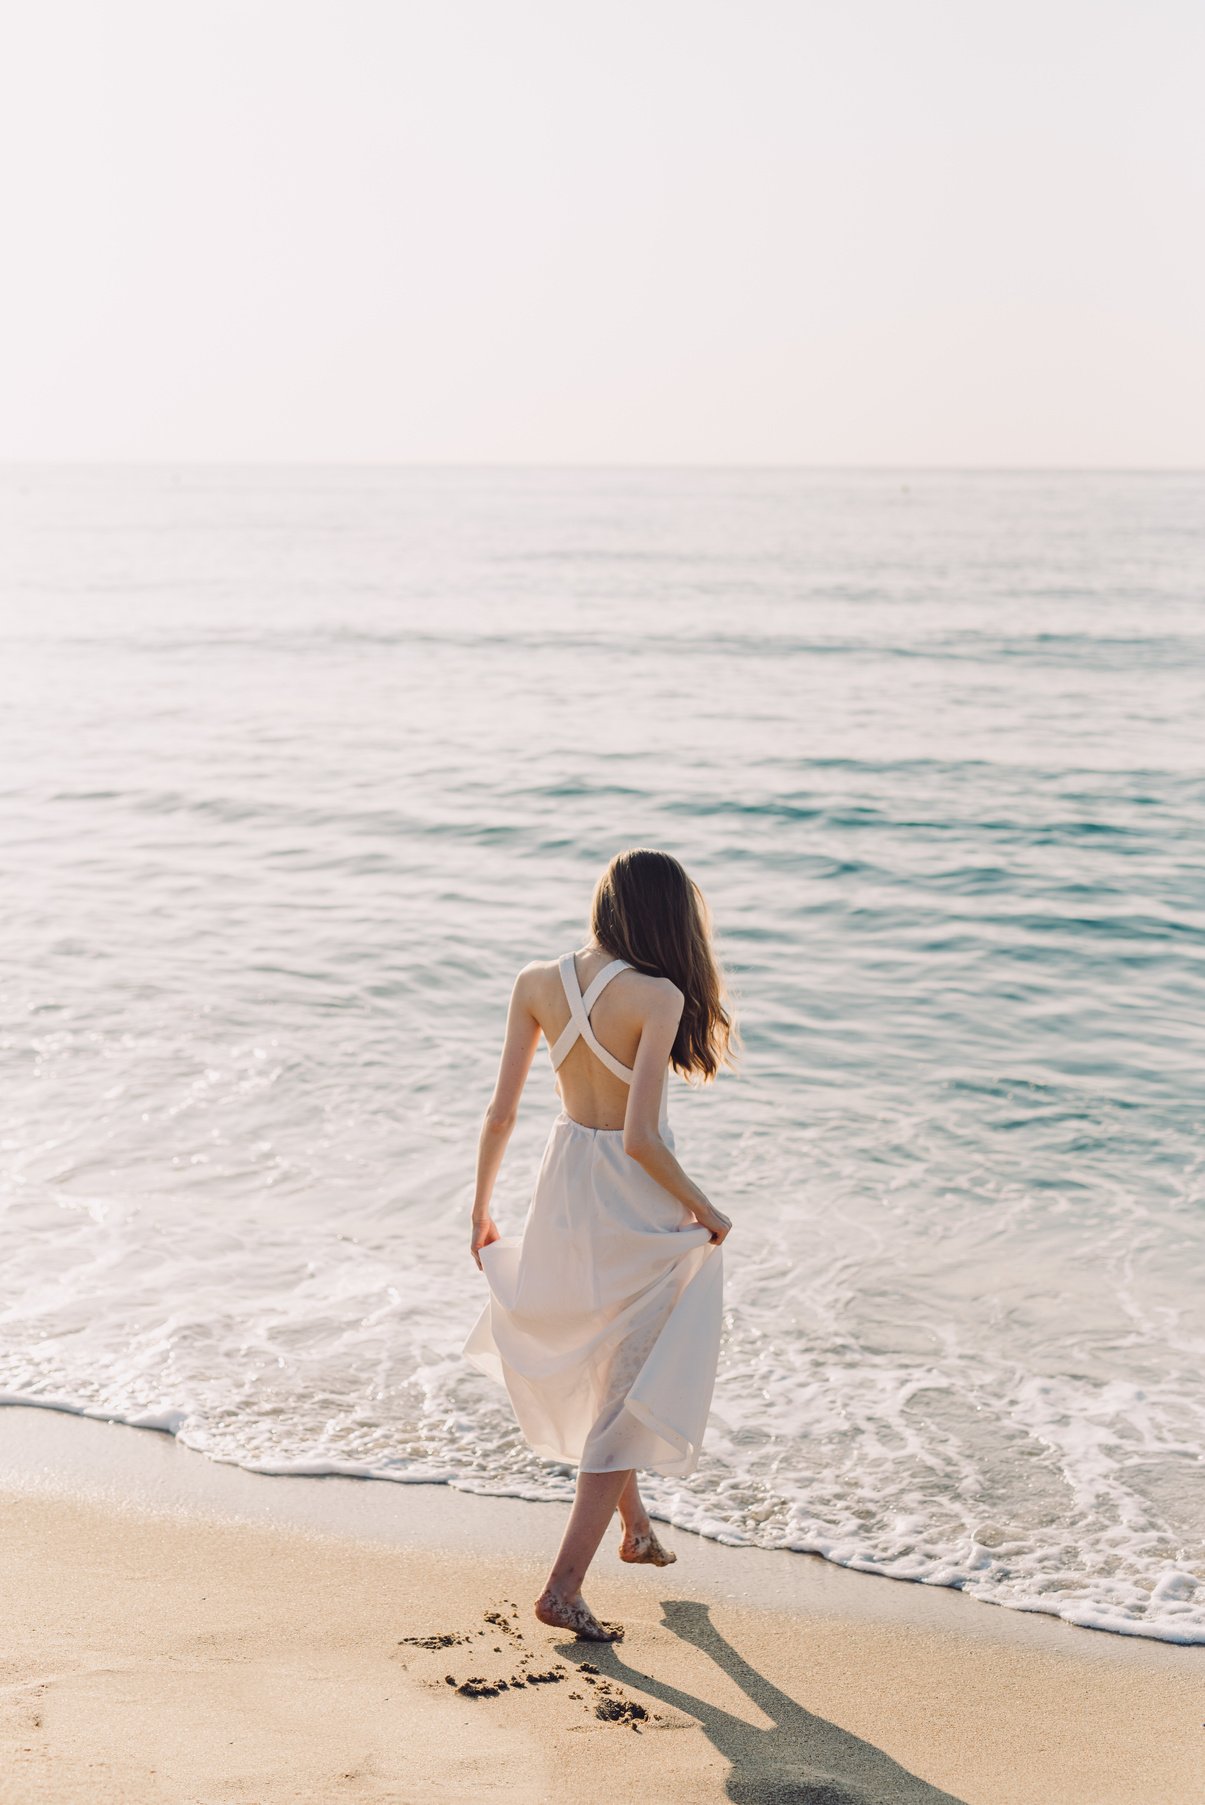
left=691, top=1200, right=732, bottom=1245
left=471, top=1216, right=500, bottom=1269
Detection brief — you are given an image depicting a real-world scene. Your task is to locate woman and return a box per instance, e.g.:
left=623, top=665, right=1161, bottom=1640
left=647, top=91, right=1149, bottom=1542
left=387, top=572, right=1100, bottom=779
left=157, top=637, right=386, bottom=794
left=461, top=848, right=736, bottom=1642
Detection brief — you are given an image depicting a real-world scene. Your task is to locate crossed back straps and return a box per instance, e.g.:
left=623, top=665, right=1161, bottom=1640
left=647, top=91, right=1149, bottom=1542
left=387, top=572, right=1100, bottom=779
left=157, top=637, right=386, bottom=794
left=548, top=952, right=635, bottom=1083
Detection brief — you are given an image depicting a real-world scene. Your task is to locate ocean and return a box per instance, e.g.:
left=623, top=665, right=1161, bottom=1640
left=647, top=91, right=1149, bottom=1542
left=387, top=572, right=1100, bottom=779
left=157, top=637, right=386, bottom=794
left=1, top=463, right=1202, bottom=1644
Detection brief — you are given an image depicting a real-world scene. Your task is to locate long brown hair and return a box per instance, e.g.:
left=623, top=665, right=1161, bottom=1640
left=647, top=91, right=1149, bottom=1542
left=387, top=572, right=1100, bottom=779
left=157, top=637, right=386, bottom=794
left=589, top=849, right=738, bottom=1082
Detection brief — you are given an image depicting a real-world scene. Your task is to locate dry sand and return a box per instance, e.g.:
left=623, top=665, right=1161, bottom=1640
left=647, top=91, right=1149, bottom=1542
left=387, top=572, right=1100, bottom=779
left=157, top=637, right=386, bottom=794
left=0, top=1406, right=1199, bottom=1804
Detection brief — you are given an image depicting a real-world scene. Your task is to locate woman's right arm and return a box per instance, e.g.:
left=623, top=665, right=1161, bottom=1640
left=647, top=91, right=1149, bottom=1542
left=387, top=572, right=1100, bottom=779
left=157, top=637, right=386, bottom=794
left=622, top=981, right=731, bottom=1245
left=470, top=966, right=542, bottom=1268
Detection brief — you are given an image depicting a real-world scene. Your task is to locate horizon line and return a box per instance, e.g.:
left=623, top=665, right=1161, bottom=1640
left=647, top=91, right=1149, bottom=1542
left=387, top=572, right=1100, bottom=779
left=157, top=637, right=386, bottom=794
left=1, top=458, right=1203, bottom=476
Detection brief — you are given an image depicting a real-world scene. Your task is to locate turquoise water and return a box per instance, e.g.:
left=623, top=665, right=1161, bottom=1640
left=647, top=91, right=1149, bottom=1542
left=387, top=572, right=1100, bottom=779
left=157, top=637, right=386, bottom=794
left=1, top=465, right=1202, bottom=1641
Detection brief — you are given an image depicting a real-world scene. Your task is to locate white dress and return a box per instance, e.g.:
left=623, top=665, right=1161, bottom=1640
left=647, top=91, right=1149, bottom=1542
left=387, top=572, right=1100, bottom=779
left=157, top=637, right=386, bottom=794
left=461, top=953, right=723, bottom=1477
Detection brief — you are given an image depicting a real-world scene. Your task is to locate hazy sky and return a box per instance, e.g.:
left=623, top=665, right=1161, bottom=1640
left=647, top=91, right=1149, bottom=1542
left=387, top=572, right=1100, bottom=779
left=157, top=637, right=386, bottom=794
left=2, top=2, right=1202, bottom=465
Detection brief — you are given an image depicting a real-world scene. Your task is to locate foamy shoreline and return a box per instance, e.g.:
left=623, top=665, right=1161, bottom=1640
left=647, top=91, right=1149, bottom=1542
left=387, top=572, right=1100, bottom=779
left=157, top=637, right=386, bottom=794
left=1, top=1405, right=1199, bottom=1804
left=4, top=1387, right=1200, bottom=1646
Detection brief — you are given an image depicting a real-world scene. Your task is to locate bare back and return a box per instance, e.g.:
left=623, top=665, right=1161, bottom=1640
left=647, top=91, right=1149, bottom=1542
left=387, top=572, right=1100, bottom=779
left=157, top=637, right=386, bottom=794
left=528, top=948, right=665, bottom=1131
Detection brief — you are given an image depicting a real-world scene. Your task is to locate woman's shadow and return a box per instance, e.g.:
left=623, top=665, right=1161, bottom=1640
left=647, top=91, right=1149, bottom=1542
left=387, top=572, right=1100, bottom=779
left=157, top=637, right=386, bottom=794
left=561, top=1597, right=968, bottom=1805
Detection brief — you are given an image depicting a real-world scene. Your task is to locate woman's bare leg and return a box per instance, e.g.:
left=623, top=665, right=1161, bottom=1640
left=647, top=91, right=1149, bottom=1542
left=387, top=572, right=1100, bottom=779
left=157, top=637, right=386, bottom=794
left=535, top=1468, right=630, bottom=1639
left=616, top=1470, right=650, bottom=1536
left=616, top=1469, right=678, bottom=1567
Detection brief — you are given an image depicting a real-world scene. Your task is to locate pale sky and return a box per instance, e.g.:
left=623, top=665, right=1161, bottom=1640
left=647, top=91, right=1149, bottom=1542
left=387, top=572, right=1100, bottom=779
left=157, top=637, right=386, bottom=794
left=1, top=1, right=1202, bottom=465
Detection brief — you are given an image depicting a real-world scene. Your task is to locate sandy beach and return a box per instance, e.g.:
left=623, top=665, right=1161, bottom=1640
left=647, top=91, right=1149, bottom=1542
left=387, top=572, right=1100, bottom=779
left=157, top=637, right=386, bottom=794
left=0, top=1406, right=1199, bottom=1804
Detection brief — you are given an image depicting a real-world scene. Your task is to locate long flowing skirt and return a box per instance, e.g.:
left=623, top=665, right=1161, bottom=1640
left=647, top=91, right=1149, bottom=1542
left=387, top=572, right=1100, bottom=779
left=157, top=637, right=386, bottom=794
left=461, top=1113, right=723, bottom=1477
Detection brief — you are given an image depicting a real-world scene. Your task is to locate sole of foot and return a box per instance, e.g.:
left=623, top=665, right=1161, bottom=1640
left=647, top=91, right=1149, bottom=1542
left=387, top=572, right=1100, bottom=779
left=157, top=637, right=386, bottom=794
left=618, top=1529, right=677, bottom=1567
left=534, top=1593, right=625, bottom=1641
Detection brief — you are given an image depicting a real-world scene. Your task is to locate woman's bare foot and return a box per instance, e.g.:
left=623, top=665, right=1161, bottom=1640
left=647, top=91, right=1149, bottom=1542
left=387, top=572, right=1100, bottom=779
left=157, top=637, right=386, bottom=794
left=618, top=1525, right=677, bottom=1566
left=534, top=1588, right=624, bottom=1641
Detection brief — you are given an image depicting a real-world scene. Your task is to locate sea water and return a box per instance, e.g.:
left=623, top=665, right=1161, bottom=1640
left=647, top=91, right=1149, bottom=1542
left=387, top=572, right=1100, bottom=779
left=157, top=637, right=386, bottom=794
left=1, top=464, right=1202, bottom=1643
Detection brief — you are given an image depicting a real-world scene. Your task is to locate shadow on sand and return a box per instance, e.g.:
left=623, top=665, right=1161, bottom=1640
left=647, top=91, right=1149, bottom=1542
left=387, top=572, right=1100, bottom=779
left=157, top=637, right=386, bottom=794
left=561, top=1598, right=968, bottom=1805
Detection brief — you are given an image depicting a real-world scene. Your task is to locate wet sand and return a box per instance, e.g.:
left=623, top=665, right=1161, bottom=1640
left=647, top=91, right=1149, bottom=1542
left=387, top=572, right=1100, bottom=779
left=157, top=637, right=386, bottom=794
left=0, top=1406, right=1199, bottom=1804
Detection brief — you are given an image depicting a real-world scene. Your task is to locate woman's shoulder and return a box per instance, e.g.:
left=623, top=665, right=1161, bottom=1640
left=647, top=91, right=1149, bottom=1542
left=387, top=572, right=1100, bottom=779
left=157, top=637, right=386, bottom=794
left=510, top=955, right=681, bottom=1012
left=629, top=971, right=685, bottom=1019
left=510, top=955, right=570, bottom=999
left=510, top=957, right=556, bottom=997
left=505, top=960, right=566, bottom=989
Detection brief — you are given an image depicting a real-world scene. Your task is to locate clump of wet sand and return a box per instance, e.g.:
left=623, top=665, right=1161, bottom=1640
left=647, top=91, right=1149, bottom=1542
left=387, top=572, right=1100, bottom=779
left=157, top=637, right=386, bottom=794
left=400, top=1600, right=662, bottom=1730
left=594, top=1698, right=649, bottom=1726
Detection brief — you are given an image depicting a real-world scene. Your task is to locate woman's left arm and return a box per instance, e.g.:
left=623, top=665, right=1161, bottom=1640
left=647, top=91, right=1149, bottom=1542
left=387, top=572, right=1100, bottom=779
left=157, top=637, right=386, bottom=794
left=470, top=966, right=542, bottom=1269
